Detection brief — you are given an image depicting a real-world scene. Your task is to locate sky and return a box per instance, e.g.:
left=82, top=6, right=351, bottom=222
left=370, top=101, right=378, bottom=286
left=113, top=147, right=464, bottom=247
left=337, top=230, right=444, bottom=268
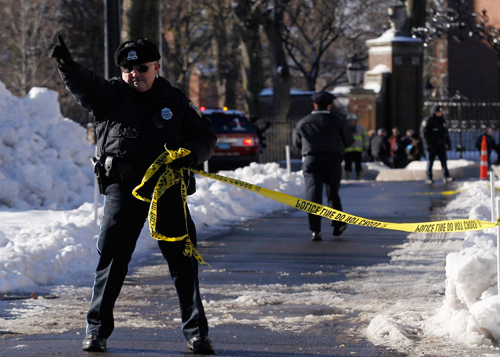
left=1, top=81, right=500, bottom=353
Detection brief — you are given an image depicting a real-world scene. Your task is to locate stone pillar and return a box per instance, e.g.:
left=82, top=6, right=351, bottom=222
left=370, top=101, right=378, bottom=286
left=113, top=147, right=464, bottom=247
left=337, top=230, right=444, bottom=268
left=365, top=4, right=424, bottom=133
left=348, top=88, right=377, bottom=132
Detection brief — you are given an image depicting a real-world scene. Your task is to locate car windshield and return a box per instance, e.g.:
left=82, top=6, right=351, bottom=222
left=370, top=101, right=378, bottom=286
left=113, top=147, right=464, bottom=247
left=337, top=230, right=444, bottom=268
left=207, top=113, right=255, bottom=133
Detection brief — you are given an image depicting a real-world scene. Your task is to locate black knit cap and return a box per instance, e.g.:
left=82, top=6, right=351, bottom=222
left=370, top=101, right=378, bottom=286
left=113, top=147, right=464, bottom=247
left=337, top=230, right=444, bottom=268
left=311, top=91, right=336, bottom=104
left=114, top=38, right=161, bottom=67
left=432, top=105, right=443, bottom=113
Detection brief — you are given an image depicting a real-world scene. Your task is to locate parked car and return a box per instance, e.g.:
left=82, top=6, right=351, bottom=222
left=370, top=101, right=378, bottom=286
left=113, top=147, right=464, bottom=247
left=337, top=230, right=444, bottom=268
left=201, top=107, right=260, bottom=171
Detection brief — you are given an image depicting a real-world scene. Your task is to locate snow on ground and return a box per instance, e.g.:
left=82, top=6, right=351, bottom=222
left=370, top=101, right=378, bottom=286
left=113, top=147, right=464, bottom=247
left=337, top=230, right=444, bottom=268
left=2, top=81, right=500, bottom=352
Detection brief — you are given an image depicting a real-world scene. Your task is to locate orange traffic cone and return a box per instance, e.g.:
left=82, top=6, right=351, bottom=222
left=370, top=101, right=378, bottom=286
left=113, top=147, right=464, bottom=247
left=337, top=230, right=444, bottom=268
left=480, top=135, right=488, bottom=179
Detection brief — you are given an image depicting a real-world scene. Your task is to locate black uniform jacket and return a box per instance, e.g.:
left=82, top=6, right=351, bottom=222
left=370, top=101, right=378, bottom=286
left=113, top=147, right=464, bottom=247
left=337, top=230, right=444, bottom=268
left=59, top=63, right=217, bottom=238
left=292, top=110, right=354, bottom=155
left=420, top=115, right=451, bottom=151
left=59, top=62, right=217, bottom=180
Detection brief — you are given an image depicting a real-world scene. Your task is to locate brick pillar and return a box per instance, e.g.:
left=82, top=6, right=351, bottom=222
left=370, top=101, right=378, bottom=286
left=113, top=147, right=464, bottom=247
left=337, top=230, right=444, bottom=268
left=365, top=4, right=424, bottom=133
left=348, top=88, right=377, bottom=132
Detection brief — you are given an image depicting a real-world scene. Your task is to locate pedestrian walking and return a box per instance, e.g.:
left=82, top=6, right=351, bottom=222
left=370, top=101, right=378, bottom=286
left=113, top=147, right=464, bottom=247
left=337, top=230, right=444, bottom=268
left=292, top=91, right=354, bottom=241
left=344, top=112, right=369, bottom=179
left=50, top=36, right=217, bottom=354
left=475, top=128, right=496, bottom=168
left=370, top=128, right=392, bottom=168
left=420, top=105, right=453, bottom=184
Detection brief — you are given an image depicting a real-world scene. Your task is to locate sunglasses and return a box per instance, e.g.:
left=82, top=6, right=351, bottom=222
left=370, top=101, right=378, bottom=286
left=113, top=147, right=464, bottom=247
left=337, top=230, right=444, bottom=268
left=121, top=63, right=155, bottom=73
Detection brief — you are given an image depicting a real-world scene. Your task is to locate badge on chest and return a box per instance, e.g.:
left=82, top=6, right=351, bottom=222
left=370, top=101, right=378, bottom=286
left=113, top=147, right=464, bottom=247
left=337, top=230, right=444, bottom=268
left=161, top=107, right=173, bottom=120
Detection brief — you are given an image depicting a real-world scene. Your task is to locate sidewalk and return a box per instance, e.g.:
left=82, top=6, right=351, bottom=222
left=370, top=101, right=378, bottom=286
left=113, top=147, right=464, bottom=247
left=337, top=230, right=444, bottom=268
left=1, top=178, right=459, bottom=357
left=282, top=158, right=482, bottom=182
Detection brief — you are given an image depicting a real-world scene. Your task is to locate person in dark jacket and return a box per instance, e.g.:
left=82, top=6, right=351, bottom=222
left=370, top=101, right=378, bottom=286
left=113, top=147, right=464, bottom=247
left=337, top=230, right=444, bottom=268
left=50, top=36, right=217, bottom=354
left=420, top=105, right=453, bottom=184
left=475, top=128, right=496, bottom=168
left=370, top=128, right=392, bottom=167
left=292, top=91, right=354, bottom=241
left=400, top=129, right=424, bottom=163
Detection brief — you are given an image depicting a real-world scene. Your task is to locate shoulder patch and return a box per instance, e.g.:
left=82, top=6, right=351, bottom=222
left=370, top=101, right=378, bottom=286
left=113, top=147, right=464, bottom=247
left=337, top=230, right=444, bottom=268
left=189, top=101, right=202, bottom=118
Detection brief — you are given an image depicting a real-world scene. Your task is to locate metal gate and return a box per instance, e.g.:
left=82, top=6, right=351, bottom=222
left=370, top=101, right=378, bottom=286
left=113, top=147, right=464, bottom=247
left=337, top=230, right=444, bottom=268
left=258, top=116, right=302, bottom=164
left=424, top=94, right=500, bottom=159
left=258, top=97, right=500, bottom=164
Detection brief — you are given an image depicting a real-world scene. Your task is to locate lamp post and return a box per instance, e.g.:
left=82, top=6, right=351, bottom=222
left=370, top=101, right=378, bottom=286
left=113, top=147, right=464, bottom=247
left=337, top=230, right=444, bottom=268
left=346, top=57, right=365, bottom=88
left=345, top=57, right=376, bottom=131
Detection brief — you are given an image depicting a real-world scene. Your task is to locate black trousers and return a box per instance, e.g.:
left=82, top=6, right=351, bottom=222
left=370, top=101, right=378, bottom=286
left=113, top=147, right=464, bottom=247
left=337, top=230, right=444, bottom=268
left=426, top=144, right=450, bottom=180
left=302, top=153, right=343, bottom=233
left=344, top=151, right=362, bottom=173
left=86, top=182, right=208, bottom=341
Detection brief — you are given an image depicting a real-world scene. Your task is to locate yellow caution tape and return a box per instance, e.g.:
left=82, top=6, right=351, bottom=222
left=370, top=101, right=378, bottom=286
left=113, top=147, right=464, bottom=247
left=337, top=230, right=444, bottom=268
left=133, top=147, right=209, bottom=265
left=415, top=184, right=500, bottom=196
left=488, top=184, right=500, bottom=192
left=413, top=188, right=470, bottom=196
left=188, top=168, right=500, bottom=234
left=135, top=148, right=499, bottom=267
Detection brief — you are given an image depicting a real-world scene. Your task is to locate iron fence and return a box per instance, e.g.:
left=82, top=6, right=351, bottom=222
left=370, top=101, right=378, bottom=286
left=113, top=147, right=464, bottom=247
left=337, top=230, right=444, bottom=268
left=424, top=97, right=500, bottom=160
left=257, top=97, right=500, bottom=164
left=258, top=116, right=302, bottom=164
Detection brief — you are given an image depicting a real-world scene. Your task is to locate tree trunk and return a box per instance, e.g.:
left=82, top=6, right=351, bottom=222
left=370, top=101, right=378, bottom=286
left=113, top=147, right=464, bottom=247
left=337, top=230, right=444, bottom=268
left=209, top=2, right=239, bottom=109
left=121, top=0, right=161, bottom=47
left=262, top=3, right=291, bottom=121
left=403, top=0, right=427, bottom=33
left=233, top=0, right=264, bottom=118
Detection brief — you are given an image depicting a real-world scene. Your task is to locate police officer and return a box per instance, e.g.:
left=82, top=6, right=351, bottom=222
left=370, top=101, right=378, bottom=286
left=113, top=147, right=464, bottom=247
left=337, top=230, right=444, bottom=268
left=50, top=36, right=217, bottom=354
left=420, top=105, right=453, bottom=184
left=292, top=91, right=354, bottom=241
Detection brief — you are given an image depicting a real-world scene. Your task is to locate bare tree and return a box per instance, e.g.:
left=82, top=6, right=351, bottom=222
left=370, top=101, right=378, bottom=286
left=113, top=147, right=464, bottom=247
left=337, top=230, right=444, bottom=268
left=233, top=0, right=266, bottom=118
left=233, top=0, right=393, bottom=118
left=205, top=0, right=240, bottom=108
left=283, top=0, right=394, bottom=91
left=282, top=0, right=345, bottom=91
left=53, top=0, right=104, bottom=124
left=0, top=0, right=60, bottom=97
left=233, top=0, right=293, bottom=120
left=0, top=0, right=397, bottom=124
left=161, top=0, right=212, bottom=93
left=261, top=0, right=291, bottom=120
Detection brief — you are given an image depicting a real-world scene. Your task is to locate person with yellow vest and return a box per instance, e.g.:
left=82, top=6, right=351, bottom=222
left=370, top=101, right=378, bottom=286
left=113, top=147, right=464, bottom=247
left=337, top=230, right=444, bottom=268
left=344, top=113, right=369, bottom=179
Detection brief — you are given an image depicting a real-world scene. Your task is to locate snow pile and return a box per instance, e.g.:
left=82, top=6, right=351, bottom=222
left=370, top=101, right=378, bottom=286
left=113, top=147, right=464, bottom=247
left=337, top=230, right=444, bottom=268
left=366, top=314, right=414, bottom=348
left=0, top=162, right=304, bottom=292
left=189, top=164, right=304, bottom=231
left=0, top=79, right=306, bottom=292
left=0, top=82, right=94, bottom=209
left=428, top=181, right=500, bottom=346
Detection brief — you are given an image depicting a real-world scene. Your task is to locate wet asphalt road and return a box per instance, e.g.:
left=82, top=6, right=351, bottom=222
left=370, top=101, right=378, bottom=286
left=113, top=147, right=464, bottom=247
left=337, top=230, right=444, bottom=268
left=0, top=179, right=456, bottom=356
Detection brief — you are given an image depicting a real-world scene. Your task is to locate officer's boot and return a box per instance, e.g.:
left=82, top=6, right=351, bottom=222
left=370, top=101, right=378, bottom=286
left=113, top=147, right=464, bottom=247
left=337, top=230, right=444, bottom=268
left=345, top=170, right=351, bottom=180
left=356, top=170, right=363, bottom=180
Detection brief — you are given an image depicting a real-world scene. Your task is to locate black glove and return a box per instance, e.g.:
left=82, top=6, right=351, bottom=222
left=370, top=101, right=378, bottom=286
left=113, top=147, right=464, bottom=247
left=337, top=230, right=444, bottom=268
left=169, top=153, right=196, bottom=170
left=49, top=35, right=74, bottom=68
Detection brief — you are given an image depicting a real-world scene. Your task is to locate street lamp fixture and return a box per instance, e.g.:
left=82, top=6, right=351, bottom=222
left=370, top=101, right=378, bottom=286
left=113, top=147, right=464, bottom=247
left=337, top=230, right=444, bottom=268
left=346, top=57, right=365, bottom=88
